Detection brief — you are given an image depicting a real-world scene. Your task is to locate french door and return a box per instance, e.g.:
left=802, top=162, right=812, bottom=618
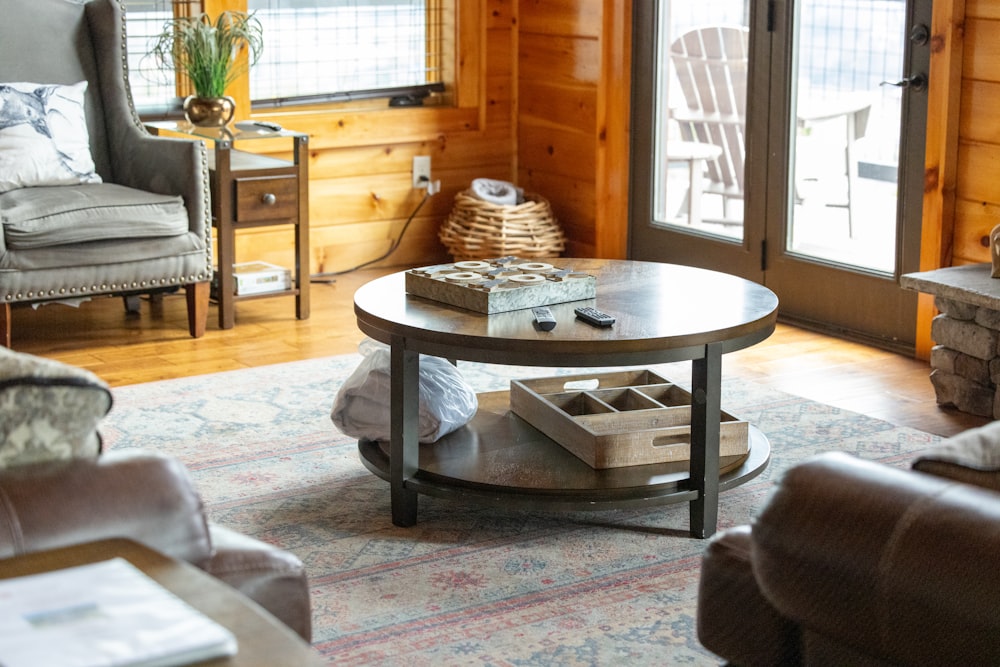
left=629, top=0, right=932, bottom=351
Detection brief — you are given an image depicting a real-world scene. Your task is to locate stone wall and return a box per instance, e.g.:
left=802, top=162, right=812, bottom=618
left=929, top=296, right=1000, bottom=418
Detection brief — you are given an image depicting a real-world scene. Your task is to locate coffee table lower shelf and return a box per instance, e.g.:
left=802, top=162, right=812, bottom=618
left=358, top=390, right=770, bottom=512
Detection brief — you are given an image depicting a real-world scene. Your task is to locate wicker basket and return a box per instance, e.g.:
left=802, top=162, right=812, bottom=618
left=439, top=190, right=566, bottom=260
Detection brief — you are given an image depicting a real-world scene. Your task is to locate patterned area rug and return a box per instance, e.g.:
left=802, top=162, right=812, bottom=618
left=102, top=354, right=941, bottom=666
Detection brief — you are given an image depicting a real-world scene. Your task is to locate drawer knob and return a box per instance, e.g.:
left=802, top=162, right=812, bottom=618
left=261, top=193, right=277, bottom=206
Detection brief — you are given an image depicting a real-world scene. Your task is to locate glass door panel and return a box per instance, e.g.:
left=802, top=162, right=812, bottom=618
left=786, top=0, right=909, bottom=274
left=630, top=0, right=930, bottom=348
left=651, top=2, right=750, bottom=242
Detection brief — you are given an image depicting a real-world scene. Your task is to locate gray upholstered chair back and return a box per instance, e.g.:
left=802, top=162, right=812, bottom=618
left=0, top=0, right=138, bottom=181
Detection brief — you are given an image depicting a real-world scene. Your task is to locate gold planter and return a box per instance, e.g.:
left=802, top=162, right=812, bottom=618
left=183, top=95, right=236, bottom=128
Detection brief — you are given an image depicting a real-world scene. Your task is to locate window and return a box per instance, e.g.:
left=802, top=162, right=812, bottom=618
left=249, top=0, right=447, bottom=107
left=124, top=0, right=180, bottom=112
left=124, top=0, right=449, bottom=113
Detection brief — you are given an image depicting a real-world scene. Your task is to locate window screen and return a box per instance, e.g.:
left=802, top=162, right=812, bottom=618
left=125, top=0, right=192, bottom=112
left=124, top=0, right=446, bottom=112
left=248, top=0, right=447, bottom=107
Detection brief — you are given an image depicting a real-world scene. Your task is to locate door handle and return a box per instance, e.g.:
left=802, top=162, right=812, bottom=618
left=880, top=73, right=927, bottom=92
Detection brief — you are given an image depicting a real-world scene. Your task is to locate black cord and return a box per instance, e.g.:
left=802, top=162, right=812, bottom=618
left=310, top=189, right=433, bottom=282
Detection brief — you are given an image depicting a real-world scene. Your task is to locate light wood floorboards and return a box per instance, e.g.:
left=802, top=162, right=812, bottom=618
left=9, top=267, right=987, bottom=438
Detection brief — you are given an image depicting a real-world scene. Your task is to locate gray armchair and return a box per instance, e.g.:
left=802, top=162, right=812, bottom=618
left=0, top=0, right=212, bottom=347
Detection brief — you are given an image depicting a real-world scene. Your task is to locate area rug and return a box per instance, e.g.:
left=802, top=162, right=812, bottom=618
left=101, top=354, right=942, bottom=666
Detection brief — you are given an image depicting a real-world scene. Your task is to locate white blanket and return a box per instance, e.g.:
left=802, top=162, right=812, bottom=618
left=470, top=178, right=521, bottom=205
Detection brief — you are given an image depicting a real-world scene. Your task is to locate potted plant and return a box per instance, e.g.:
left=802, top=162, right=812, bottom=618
left=149, top=11, right=264, bottom=127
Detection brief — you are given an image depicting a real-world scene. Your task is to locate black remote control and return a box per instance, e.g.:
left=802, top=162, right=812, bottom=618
left=532, top=306, right=557, bottom=331
left=574, top=306, right=615, bottom=327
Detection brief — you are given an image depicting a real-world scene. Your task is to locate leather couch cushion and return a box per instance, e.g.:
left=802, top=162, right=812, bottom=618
left=754, top=453, right=1000, bottom=666
left=0, top=183, right=188, bottom=250
left=912, top=420, right=1000, bottom=492
left=0, top=347, right=110, bottom=468
left=697, top=525, right=801, bottom=665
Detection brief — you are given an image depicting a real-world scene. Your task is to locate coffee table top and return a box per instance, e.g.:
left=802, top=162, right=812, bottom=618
left=354, top=258, right=779, bottom=366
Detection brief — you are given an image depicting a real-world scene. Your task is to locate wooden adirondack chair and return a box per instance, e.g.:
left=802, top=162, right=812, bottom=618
left=670, top=25, right=872, bottom=236
left=669, top=26, right=749, bottom=225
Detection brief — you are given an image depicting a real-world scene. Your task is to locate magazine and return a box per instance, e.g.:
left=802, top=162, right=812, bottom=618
left=0, top=557, right=237, bottom=667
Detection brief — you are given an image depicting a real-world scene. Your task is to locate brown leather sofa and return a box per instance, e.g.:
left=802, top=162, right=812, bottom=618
left=0, top=451, right=314, bottom=643
left=697, top=423, right=1000, bottom=666
left=0, top=348, right=312, bottom=641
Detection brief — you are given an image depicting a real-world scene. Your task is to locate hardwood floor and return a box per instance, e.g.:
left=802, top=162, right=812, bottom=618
left=10, top=266, right=987, bottom=437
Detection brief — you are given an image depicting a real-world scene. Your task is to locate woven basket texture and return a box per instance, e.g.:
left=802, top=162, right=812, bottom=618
left=439, top=190, right=566, bottom=260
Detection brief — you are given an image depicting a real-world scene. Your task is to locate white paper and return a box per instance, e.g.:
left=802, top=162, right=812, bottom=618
left=0, top=558, right=237, bottom=667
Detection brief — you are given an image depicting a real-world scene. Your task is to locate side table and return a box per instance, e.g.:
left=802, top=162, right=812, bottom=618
left=0, top=538, right=324, bottom=666
left=146, top=122, right=310, bottom=329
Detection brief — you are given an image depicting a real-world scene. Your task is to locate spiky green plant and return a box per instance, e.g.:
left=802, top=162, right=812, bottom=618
left=149, top=11, right=263, bottom=98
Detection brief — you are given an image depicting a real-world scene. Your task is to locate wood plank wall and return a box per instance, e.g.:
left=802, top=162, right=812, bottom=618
left=219, top=0, right=518, bottom=276
left=210, top=0, right=631, bottom=275
left=942, top=0, right=1000, bottom=266
left=916, top=0, right=1000, bottom=356
left=516, top=0, right=631, bottom=259
left=921, top=0, right=1000, bottom=270
left=188, top=1, right=1000, bottom=360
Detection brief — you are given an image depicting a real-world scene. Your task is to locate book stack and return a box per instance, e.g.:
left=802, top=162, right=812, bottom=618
left=213, top=261, right=292, bottom=297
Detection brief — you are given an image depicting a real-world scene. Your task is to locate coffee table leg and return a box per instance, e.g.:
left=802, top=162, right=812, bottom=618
left=390, top=340, right=420, bottom=526
left=689, top=342, right=723, bottom=538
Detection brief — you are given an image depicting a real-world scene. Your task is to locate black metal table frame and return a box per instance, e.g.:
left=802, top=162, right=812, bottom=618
left=353, top=326, right=772, bottom=539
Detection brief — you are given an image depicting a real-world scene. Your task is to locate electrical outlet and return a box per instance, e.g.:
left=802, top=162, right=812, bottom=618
left=412, top=155, right=431, bottom=189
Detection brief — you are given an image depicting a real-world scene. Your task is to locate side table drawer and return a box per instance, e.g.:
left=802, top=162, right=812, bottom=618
left=234, top=175, right=298, bottom=222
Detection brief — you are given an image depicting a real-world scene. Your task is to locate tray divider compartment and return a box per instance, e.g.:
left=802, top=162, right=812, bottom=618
left=510, top=370, right=750, bottom=469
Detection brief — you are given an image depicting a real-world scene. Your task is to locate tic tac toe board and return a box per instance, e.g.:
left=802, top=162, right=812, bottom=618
left=404, top=257, right=597, bottom=314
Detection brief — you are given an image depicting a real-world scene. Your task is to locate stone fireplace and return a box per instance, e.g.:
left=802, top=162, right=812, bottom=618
left=902, top=264, right=1000, bottom=419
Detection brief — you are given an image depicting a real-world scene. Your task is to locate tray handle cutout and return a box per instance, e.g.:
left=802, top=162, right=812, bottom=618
left=563, top=378, right=600, bottom=391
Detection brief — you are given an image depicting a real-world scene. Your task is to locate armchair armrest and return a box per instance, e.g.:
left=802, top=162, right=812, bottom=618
left=752, top=452, right=1000, bottom=665
left=113, top=130, right=211, bottom=242
left=0, top=450, right=212, bottom=565
left=205, top=524, right=313, bottom=642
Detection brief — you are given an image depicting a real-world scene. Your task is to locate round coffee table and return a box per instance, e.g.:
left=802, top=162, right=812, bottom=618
left=353, top=258, right=779, bottom=537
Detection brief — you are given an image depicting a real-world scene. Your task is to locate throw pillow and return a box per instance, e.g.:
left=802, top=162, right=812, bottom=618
left=912, top=420, right=1000, bottom=493
left=0, top=81, right=102, bottom=194
left=0, top=347, right=112, bottom=468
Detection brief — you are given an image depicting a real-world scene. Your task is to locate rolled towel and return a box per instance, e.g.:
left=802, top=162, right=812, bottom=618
left=470, top=178, right=520, bottom=205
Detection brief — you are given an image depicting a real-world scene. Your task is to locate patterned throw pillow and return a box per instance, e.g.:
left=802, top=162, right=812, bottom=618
left=0, top=348, right=112, bottom=468
left=0, top=81, right=103, bottom=194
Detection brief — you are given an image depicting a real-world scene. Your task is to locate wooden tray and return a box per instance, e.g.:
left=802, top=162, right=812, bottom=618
left=510, top=369, right=749, bottom=469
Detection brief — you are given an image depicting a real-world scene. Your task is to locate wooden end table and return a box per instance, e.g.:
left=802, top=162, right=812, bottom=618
left=0, top=538, right=323, bottom=667
left=353, top=258, right=779, bottom=538
left=146, top=122, right=310, bottom=329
